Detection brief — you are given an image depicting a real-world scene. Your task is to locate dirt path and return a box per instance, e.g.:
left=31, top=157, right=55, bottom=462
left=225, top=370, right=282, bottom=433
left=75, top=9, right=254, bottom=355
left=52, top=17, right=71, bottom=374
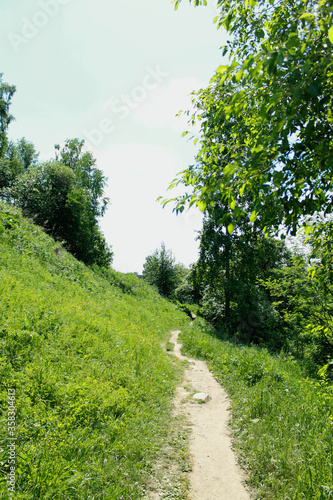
left=170, top=330, right=251, bottom=500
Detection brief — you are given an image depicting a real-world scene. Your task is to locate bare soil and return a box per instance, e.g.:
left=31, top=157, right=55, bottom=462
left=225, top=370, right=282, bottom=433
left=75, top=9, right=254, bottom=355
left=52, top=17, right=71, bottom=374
left=169, top=330, right=251, bottom=500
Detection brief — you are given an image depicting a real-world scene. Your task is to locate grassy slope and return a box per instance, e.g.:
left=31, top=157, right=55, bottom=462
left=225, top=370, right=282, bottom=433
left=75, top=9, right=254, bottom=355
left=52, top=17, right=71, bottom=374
left=3, top=202, right=333, bottom=500
left=0, top=204, right=189, bottom=499
left=180, top=320, right=333, bottom=500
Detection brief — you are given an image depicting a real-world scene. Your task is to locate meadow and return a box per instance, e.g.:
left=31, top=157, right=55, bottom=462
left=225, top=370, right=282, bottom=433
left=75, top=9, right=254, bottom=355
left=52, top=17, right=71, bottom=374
left=0, top=203, right=189, bottom=499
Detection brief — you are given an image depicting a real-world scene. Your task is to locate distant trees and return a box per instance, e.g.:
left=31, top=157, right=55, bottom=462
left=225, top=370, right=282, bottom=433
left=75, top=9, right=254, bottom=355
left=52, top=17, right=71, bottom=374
left=0, top=74, right=16, bottom=158
left=55, top=138, right=109, bottom=221
left=0, top=138, right=39, bottom=197
left=0, top=73, right=112, bottom=268
left=180, top=203, right=290, bottom=343
left=11, top=141, right=112, bottom=267
left=143, top=243, right=187, bottom=298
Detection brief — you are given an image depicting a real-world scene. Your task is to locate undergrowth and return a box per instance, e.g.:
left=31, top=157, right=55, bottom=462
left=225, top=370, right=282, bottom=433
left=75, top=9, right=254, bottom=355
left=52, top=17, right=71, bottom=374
left=180, top=319, right=333, bottom=500
left=0, top=203, right=189, bottom=499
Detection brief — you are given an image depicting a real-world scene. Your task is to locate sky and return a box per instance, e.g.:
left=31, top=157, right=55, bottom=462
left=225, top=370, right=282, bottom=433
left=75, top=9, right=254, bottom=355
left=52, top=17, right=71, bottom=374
left=1, top=0, right=227, bottom=273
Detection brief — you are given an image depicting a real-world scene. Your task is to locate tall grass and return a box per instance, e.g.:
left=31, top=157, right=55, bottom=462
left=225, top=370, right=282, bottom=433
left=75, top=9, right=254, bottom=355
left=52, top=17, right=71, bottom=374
left=0, top=204, right=188, bottom=499
left=180, top=319, right=333, bottom=499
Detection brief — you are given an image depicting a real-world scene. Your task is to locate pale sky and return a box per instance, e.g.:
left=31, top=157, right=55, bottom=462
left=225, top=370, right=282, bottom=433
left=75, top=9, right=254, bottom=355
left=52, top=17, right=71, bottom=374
left=1, top=0, right=227, bottom=273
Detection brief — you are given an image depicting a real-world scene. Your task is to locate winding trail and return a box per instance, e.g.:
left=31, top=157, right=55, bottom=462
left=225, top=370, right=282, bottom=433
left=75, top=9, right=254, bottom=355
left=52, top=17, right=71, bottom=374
left=170, top=330, right=251, bottom=500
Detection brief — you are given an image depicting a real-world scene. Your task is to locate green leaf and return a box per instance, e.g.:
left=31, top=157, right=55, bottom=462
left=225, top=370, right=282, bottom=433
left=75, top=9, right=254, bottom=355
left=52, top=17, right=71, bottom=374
left=197, top=200, right=207, bottom=212
left=251, top=144, right=264, bottom=154
left=303, top=225, right=312, bottom=236
left=239, top=184, right=246, bottom=197
left=274, top=118, right=286, bottom=134
left=235, top=69, right=244, bottom=82
left=189, top=196, right=197, bottom=208
left=250, top=211, right=258, bottom=222
left=227, top=223, right=235, bottom=234
left=300, top=12, right=314, bottom=19
left=216, top=65, right=229, bottom=75
left=229, top=199, right=236, bottom=210
left=224, top=164, right=235, bottom=175
left=329, top=26, right=333, bottom=44
left=307, top=83, right=319, bottom=97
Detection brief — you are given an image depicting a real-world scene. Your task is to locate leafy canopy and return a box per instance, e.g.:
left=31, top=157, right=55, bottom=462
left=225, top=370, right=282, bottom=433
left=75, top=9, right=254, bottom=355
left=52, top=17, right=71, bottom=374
left=166, top=0, right=333, bottom=234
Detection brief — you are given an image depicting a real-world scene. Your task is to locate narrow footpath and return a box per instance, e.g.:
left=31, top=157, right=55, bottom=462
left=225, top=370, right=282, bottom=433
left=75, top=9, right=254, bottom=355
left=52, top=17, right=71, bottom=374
left=170, top=330, right=251, bottom=500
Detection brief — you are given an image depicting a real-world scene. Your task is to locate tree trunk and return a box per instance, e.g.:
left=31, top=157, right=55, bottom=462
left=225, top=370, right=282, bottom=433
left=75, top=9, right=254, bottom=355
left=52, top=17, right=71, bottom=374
left=225, top=225, right=231, bottom=325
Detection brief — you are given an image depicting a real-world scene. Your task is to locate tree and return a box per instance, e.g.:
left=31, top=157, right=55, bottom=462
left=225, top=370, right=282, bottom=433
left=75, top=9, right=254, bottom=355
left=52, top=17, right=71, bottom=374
left=260, top=251, right=333, bottom=368
left=14, top=137, right=39, bottom=170
left=55, top=138, right=108, bottom=219
left=167, top=0, right=333, bottom=235
left=0, top=74, right=16, bottom=158
left=143, top=243, right=183, bottom=297
left=0, top=73, right=112, bottom=267
left=11, top=161, right=76, bottom=232
left=11, top=144, right=113, bottom=267
left=193, top=201, right=290, bottom=342
left=164, top=0, right=333, bottom=361
left=0, top=138, right=39, bottom=198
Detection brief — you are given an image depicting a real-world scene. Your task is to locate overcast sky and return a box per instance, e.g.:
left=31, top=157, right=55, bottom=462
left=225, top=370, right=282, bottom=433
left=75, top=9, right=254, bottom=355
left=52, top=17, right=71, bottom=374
left=1, top=0, right=227, bottom=273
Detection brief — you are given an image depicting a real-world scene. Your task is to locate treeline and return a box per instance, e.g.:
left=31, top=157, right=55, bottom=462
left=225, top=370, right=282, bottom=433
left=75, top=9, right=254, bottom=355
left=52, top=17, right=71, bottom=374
left=0, top=74, right=112, bottom=267
left=143, top=220, right=333, bottom=377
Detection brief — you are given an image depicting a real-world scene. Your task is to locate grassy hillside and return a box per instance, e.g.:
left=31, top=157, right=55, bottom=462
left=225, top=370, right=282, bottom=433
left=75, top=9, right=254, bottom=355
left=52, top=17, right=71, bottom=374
left=180, top=320, right=333, bottom=500
left=3, top=201, right=333, bottom=500
left=0, top=203, right=189, bottom=499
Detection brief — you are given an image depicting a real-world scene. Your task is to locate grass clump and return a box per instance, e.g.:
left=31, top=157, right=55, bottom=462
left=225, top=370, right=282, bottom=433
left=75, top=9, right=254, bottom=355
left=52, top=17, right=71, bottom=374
left=0, top=203, right=189, bottom=499
left=180, top=319, right=333, bottom=500
left=165, top=342, right=175, bottom=352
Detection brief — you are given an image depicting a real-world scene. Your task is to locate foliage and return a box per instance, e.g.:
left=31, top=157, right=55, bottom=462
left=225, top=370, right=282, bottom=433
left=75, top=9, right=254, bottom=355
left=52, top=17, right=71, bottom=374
left=180, top=319, right=333, bottom=499
left=143, top=243, right=187, bottom=298
left=167, top=0, right=333, bottom=234
left=55, top=138, right=109, bottom=219
left=307, top=215, right=333, bottom=290
left=187, top=202, right=290, bottom=347
left=13, top=137, right=39, bottom=170
left=0, top=203, right=189, bottom=499
left=0, top=139, right=39, bottom=198
left=10, top=140, right=113, bottom=267
left=0, top=74, right=16, bottom=158
left=173, top=269, right=196, bottom=304
left=259, top=237, right=333, bottom=369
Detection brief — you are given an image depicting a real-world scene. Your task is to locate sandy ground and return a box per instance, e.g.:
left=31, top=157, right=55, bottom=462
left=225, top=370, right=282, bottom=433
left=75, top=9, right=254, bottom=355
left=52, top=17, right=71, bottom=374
left=170, top=330, right=251, bottom=500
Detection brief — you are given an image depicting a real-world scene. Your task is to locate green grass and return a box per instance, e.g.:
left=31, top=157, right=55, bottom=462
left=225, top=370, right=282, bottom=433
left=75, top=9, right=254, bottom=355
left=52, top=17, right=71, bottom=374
left=0, top=203, right=189, bottom=499
left=180, top=319, right=333, bottom=500
left=165, top=342, right=174, bottom=352
left=3, top=202, right=333, bottom=499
